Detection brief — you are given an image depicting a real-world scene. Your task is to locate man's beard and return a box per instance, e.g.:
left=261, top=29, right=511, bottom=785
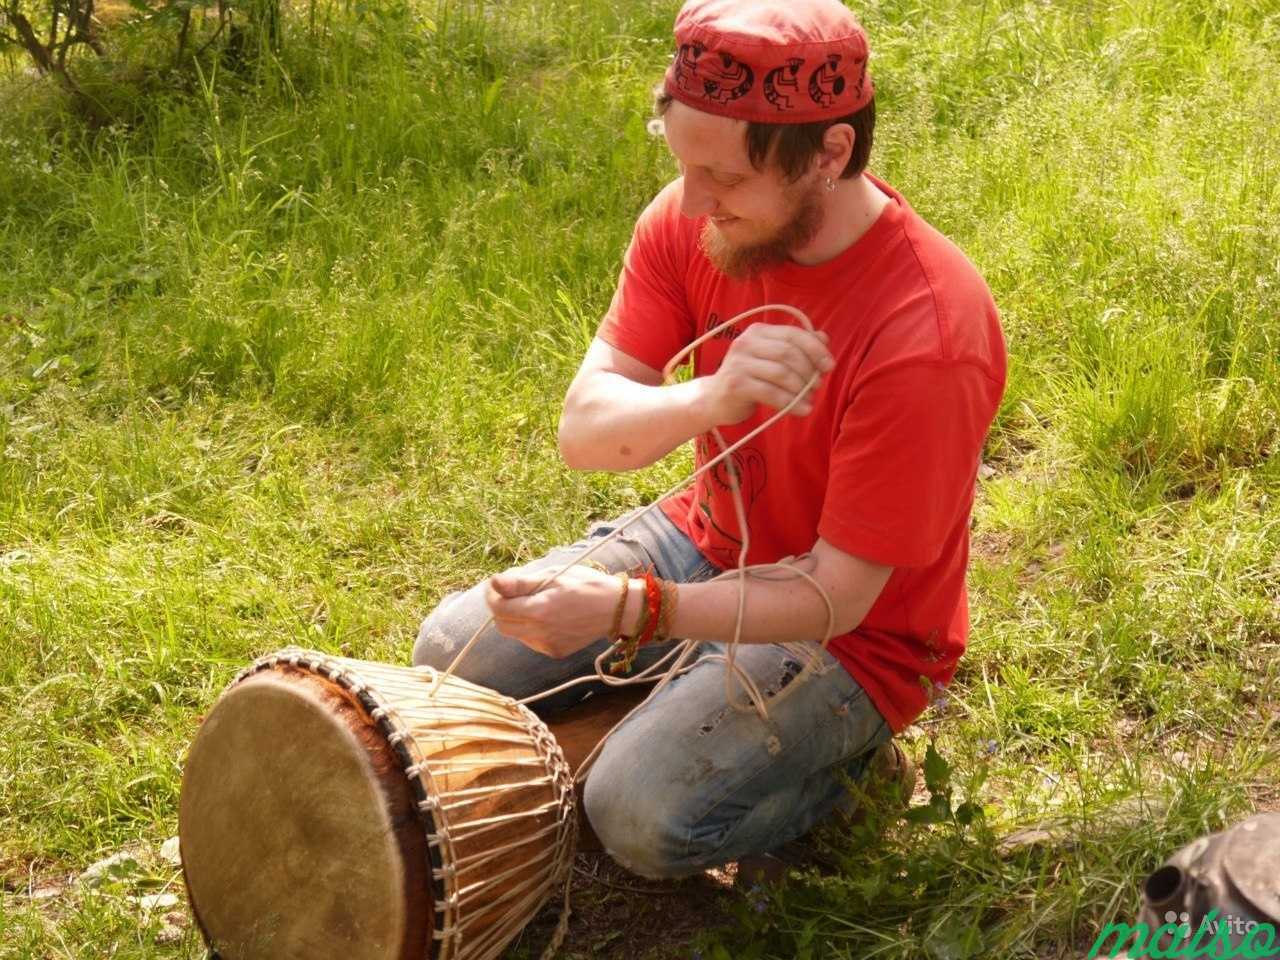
left=698, top=179, right=826, bottom=281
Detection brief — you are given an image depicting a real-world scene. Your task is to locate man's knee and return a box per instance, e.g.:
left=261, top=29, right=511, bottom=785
left=582, top=745, right=698, bottom=879
left=411, top=588, right=472, bottom=669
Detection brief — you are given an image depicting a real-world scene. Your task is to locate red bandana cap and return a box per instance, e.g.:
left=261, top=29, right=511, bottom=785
left=663, top=0, right=874, bottom=125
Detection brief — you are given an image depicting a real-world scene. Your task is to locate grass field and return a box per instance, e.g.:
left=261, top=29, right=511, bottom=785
left=2, top=0, right=1279, bottom=957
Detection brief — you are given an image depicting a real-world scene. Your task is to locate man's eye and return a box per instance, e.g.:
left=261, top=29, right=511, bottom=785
left=712, top=174, right=742, bottom=187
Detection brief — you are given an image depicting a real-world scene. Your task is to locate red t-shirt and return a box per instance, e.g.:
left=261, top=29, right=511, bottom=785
left=597, top=173, right=1007, bottom=732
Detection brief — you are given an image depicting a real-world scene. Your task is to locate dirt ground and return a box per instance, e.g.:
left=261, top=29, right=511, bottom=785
left=509, top=851, right=739, bottom=959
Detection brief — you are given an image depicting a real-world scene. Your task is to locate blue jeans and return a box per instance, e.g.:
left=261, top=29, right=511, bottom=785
left=413, top=502, right=892, bottom=879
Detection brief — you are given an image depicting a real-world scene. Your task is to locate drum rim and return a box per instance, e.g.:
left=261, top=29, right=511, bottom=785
left=180, top=657, right=437, bottom=960
left=228, top=648, right=450, bottom=947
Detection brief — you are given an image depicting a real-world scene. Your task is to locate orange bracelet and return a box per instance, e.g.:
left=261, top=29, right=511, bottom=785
left=638, top=567, right=662, bottom=648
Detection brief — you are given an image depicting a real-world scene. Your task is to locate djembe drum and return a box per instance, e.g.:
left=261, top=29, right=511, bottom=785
left=179, top=648, right=577, bottom=960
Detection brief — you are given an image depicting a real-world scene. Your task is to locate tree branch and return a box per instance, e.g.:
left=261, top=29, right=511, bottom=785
left=75, top=0, right=104, bottom=57
left=174, top=6, right=190, bottom=66
left=194, top=5, right=229, bottom=58
left=56, top=0, right=101, bottom=65
left=6, top=7, right=54, bottom=73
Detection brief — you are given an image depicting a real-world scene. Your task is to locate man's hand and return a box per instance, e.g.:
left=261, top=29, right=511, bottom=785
left=699, top=323, right=835, bottom=426
left=485, top=563, right=625, bottom=658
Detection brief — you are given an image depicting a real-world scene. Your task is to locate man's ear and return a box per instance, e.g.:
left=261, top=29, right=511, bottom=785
left=819, top=122, right=856, bottom=179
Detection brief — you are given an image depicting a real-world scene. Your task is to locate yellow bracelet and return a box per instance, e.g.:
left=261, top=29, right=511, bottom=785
left=607, top=572, right=629, bottom=641
left=657, top=579, right=678, bottom=641
left=609, top=580, right=647, bottom=675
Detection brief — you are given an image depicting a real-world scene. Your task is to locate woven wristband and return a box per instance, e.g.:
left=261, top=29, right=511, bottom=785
left=609, top=578, right=647, bottom=675
left=607, top=572, right=629, bottom=641
left=656, top=579, right=678, bottom=641
left=628, top=577, right=650, bottom=638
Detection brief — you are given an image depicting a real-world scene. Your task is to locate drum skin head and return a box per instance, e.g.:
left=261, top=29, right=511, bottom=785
left=179, top=667, right=431, bottom=960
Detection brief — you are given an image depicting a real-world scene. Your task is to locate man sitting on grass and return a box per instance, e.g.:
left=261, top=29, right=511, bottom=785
left=414, top=0, right=1007, bottom=883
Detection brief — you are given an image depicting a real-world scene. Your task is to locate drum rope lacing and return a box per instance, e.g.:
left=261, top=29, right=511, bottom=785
left=432, top=303, right=842, bottom=958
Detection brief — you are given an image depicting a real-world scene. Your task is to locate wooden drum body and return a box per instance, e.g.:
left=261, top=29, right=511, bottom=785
left=179, top=648, right=577, bottom=960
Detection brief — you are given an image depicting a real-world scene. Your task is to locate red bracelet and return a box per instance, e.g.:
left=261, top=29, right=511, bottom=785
left=638, top=566, right=662, bottom=647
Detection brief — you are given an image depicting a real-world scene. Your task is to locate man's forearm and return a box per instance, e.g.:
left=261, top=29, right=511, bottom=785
left=618, top=566, right=871, bottom=647
left=559, top=374, right=714, bottom=471
left=670, top=576, right=847, bottom=645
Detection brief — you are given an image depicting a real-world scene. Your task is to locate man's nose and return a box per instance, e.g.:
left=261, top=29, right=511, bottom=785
left=679, top=172, right=718, bottom=219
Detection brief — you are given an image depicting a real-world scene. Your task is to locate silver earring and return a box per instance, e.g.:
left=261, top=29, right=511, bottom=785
left=825, top=176, right=836, bottom=192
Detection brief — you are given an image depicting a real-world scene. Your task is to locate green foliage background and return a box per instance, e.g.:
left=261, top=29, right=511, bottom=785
left=1, top=0, right=1278, bottom=957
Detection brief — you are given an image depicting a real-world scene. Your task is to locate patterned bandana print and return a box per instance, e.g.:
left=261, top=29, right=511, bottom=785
left=663, top=0, right=874, bottom=124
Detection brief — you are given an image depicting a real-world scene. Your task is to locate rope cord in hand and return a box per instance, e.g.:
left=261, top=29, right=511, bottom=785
left=432, top=302, right=837, bottom=766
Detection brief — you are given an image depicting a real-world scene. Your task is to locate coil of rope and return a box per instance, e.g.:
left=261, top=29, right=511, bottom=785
left=432, top=302, right=839, bottom=769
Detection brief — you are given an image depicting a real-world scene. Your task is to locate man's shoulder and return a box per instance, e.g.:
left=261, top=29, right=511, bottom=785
left=861, top=180, right=1005, bottom=383
left=623, top=178, right=702, bottom=282
left=636, top=177, right=693, bottom=237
